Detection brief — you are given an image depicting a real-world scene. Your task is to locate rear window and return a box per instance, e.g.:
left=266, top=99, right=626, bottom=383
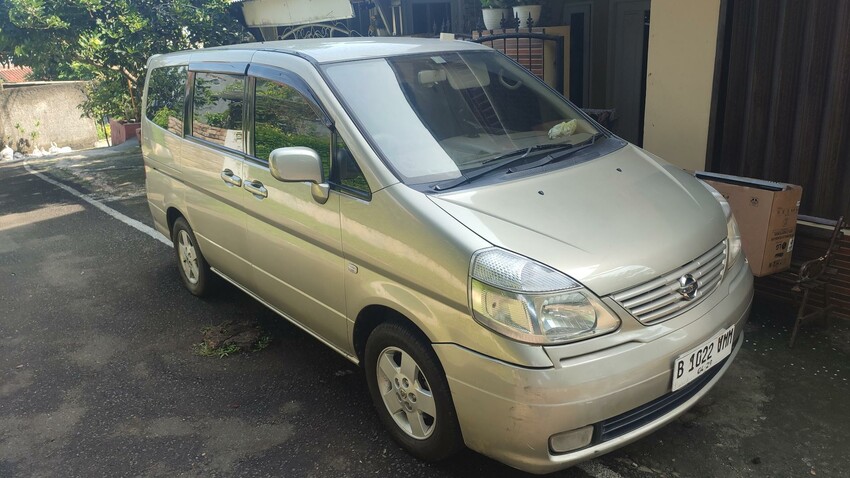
left=145, top=65, right=187, bottom=135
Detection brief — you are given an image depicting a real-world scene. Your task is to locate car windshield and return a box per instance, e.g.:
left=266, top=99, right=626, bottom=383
left=323, top=50, right=600, bottom=185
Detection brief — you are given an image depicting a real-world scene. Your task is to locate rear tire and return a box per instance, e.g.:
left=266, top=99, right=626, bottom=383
left=364, top=322, right=464, bottom=461
left=171, top=217, right=212, bottom=296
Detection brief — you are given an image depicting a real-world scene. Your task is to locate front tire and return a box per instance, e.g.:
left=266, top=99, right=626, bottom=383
left=365, top=322, right=464, bottom=461
left=171, top=217, right=212, bottom=296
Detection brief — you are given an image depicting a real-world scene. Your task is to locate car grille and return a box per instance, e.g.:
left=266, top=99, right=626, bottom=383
left=612, top=241, right=727, bottom=325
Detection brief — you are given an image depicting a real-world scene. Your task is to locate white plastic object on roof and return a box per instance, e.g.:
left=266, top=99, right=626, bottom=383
left=240, top=0, right=353, bottom=28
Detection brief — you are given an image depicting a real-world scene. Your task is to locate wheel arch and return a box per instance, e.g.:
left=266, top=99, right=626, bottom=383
left=352, top=305, right=431, bottom=365
left=166, top=206, right=184, bottom=236
left=166, top=207, right=213, bottom=262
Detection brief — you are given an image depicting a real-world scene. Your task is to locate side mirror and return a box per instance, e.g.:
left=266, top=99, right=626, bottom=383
left=268, top=147, right=330, bottom=204
left=269, top=147, right=323, bottom=183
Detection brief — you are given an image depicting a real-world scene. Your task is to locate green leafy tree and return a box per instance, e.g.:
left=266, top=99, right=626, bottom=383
left=0, top=0, right=249, bottom=119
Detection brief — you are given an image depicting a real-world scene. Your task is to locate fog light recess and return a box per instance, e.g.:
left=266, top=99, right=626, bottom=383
left=549, top=425, right=594, bottom=454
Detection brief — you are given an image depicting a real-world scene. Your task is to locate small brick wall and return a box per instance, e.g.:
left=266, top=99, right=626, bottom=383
left=473, top=30, right=545, bottom=78
left=191, top=121, right=242, bottom=151
left=166, top=116, right=183, bottom=136
left=109, top=118, right=140, bottom=145
left=755, top=222, right=850, bottom=319
left=192, top=121, right=227, bottom=146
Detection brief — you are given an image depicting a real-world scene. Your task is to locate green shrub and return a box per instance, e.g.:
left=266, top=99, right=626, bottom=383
left=254, top=123, right=331, bottom=178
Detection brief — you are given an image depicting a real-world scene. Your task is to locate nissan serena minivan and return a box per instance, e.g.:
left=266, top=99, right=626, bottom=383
left=141, top=38, right=753, bottom=474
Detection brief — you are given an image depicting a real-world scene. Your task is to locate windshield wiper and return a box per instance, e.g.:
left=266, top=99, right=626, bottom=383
left=506, top=133, right=605, bottom=173
left=431, top=143, right=573, bottom=191
left=480, top=143, right=572, bottom=165
left=431, top=134, right=605, bottom=192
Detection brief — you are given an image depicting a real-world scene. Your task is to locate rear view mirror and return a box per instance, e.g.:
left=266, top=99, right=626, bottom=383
left=418, top=69, right=448, bottom=87
left=446, top=61, right=490, bottom=89
left=268, top=147, right=329, bottom=204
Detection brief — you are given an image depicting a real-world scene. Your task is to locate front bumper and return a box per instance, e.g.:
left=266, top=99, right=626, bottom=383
left=434, top=260, right=753, bottom=474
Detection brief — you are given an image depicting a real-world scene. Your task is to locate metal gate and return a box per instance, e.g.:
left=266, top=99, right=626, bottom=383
left=278, top=21, right=363, bottom=40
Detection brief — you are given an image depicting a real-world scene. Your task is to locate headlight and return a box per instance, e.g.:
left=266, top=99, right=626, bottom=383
left=469, top=248, right=620, bottom=345
left=698, top=180, right=743, bottom=269
left=725, top=214, right=742, bottom=269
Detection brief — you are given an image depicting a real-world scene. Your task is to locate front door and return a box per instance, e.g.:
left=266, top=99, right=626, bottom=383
left=240, top=69, right=348, bottom=350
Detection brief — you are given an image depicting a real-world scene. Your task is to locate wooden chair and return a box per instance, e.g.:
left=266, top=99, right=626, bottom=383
left=777, top=215, right=846, bottom=347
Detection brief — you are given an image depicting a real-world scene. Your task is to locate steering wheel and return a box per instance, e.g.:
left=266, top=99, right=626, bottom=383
left=498, top=68, right=523, bottom=90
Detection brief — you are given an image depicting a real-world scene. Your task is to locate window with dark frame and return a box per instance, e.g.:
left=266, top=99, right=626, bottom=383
left=253, top=77, right=331, bottom=178
left=253, top=77, right=370, bottom=197
left=191, top=72, right=245, bottom=153
left=334, top=133, right=370, bottom=197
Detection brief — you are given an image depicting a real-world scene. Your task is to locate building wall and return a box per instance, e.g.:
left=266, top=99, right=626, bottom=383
left=642, top=0, right=721, bottom=171
left=0, top=82, right=98, bottom=150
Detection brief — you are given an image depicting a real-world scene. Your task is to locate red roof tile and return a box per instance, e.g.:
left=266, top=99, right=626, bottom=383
left=0, top=66, right=33, bottom=83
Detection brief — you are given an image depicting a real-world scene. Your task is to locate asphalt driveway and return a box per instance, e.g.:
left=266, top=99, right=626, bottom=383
left=1, top=145, right=848, bottom=477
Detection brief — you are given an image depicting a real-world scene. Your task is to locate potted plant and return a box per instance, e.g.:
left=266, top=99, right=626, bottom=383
left=513, top=0, right=542, bottom=28
left=481, top=0, right=512, bottom=31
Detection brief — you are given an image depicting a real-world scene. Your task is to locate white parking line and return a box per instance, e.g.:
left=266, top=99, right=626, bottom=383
left=23, top=160, right=172, bottom=247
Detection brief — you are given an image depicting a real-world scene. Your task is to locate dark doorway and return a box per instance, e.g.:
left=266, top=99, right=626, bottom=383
left=411, top=2, right=451, bottom=35
left=608, top=0, right=651, bottom=145
left=637, top=9, right=650, bottom=144
left=569, top=12, right=586, bottom=107
left=562, top=2, right=592, bottom=108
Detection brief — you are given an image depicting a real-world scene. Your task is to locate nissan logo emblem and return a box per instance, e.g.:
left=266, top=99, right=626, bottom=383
left=677, top=274, right=699, bottom=301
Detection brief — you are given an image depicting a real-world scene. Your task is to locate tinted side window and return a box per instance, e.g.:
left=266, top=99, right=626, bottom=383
left=254, top=78, right=330, bottom=178
left=335, top=134, right=370, bottom=196
left=192, top=72, right=245, bottom=152
left=145, top=65, right=186, bottom=135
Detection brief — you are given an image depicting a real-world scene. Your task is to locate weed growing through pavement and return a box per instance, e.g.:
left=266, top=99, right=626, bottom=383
left=193, top=323, right=272, bottom=358
left=194, top=342, right=241, bottom=359
left=253, top=334, right=272, bottom=352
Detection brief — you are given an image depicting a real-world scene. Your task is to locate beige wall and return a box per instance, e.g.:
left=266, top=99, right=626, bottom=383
left=642, top=0, right=721, bottom=171
left=0, top=82, right=98, bottom=150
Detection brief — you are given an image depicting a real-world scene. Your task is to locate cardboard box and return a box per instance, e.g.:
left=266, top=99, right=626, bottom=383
left=695, top=172, right=803, bottom=277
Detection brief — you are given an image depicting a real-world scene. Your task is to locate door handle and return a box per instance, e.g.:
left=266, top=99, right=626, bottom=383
left=220, top=169, right=242, bottom=187
left=244, top=179, right=268, bottom=198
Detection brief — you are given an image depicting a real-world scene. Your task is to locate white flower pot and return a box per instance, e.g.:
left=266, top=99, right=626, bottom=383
left=482, top=8, right=511, bottom=31
left=512, top=5, right=542, bottom=28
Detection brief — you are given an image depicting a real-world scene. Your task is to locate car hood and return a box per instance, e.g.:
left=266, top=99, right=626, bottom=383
left=429, top=145, right=728, bottom=296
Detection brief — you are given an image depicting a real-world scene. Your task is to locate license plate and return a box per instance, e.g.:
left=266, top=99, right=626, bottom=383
left=672, top=325, right=735, bottom=392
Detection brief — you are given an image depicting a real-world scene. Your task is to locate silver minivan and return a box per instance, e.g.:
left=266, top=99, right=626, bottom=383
left=142, top=38, right=753, bottom=474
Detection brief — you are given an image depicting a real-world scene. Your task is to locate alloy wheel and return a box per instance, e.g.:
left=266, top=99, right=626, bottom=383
left=177, top=230, right=200, bottom=285
left=376, top=346, right=437, bottom=440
